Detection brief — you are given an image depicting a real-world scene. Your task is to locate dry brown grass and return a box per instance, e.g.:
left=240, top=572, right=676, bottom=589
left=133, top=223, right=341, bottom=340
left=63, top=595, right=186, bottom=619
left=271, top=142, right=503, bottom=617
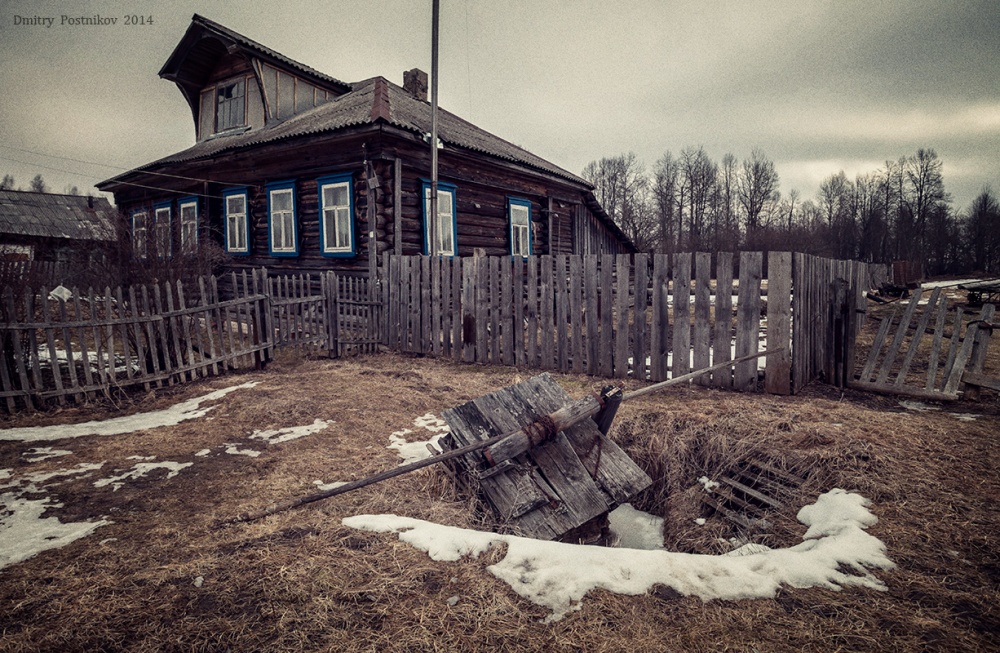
left=1, top=348, right=998, bottom=652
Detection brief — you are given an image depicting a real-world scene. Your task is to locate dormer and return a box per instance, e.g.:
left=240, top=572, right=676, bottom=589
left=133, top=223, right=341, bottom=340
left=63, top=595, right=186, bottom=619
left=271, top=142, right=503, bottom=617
left=158, top=14, right=353, bottom=142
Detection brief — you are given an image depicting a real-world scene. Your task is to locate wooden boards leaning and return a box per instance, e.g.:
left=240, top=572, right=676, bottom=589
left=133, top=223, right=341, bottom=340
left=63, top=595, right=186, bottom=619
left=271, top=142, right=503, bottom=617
left=441, top=373, right=652, bottom=541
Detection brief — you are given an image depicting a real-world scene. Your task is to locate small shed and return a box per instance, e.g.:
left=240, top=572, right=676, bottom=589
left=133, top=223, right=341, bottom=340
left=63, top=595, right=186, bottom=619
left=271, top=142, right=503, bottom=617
left=0, top=190, right=117, bottom=263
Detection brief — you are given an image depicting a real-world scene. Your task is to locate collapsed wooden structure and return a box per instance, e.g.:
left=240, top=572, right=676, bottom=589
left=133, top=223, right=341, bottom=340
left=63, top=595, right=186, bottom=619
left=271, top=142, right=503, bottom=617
left=439, top=374, right=651, bottom=541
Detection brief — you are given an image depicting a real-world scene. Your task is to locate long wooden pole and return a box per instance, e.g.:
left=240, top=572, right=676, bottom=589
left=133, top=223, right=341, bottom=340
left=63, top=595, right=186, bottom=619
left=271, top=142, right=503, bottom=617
left=220, top=348, right=784, bottom=525
left=428, top=0, right=440, bottom=256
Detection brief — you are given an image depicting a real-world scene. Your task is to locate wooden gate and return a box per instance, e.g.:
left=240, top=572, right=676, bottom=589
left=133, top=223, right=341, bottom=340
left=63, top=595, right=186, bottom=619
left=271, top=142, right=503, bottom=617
left=327, top=273, right=380, bottom=357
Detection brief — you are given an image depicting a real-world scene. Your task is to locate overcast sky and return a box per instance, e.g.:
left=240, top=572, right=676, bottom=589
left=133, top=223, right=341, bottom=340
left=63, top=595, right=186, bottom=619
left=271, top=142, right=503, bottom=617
left=0, top=0, right=997, bottom=211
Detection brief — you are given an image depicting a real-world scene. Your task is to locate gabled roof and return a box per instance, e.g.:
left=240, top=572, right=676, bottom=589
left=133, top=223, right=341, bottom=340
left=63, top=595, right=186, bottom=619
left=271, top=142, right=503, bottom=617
left=0, top=191, right=117, bottom=242
left=160, top=13, right=352, bottom=95
left=102, top=75, right=590, bottom=188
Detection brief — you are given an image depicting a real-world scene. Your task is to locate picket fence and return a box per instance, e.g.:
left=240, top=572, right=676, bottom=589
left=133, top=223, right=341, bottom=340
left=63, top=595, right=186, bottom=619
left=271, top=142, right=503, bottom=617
left=380, top=252, right=882, bottom=394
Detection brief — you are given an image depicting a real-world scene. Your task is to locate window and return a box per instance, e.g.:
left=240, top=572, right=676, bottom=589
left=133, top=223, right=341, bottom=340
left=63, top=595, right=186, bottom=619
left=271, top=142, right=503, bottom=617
left=317, top=174, right=354, bottom=256
left=216, top=78, right=246, bottom=132
left=508, top=197, right=532, bottom=258
left=266, top=181, right=297, bottom=256
left=154, top=203, right=172, bottom=258
left=132, top=210, right=148, bottom=259
left=421, top=181, right=457, bottom=256
left=179, top=197, right=198, bottom=254
left=223, top=188, right=250, bottom=255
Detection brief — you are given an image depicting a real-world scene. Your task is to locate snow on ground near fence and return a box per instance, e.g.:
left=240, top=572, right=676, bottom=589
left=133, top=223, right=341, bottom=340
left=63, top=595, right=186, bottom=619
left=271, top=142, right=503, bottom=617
left=0, top=383, right=335, bottom=570
left=344, top=489, right=894, bottom=622
left=387, top=413, right=450, bottom=465
left=0, top=382, right=260, bottom=442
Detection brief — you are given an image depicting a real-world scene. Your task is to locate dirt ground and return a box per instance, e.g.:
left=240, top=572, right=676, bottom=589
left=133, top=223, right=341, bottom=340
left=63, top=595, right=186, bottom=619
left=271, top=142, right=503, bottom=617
left=1, top=348, right=998, bottom=652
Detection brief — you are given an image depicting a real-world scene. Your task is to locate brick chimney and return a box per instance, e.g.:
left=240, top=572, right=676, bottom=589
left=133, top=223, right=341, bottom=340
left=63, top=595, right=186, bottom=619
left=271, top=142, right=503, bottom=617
left=403, top=68, right=428, bottom=101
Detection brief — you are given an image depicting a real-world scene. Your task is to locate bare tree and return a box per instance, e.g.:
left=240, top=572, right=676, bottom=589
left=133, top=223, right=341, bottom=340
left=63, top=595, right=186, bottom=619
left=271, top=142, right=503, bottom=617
left=737, top=150, right=779, bottom=246
left=679, top=147, right=717, bottom=251
left=652, top=152, right=680, bottom=253
left=963, top=187, right=1000, bottom=274
left=582, top=152, right=656, bottom=251
left=0, top=174, right=14, bottom=190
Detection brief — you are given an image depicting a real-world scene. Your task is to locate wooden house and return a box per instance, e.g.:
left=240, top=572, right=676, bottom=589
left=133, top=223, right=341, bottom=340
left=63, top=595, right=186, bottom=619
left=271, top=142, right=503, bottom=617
left=0, top=190, right=117, bottom=263
left=97, top=15, right=633, bottom=278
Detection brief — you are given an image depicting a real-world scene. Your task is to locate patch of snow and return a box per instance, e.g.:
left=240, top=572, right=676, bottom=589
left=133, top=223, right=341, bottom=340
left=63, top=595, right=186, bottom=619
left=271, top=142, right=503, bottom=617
left=93, top=461, right=193, bottom=492
left=248, top=418, right=332, bottom=444
left=726, top=542, right=772, bottom=557
left=343, top=489, right=894, bottom=622
left=0, top=382, right=259, bottom=442
left=313, top=480, right=348, bottom=491
left=948, top=413, right=979, bottom=422
left=22, top=447, right=72, bottom=463
left=126, top=455, right=156, bottom=461
left=0, top=492, right=110, bottom=570
left=224, top=446, right=261, bottom=458
left=413, top=413, right=450, bottom=433
left=388, top=414, right=449, bottom=465
left=694, top=518, right=707, bottom=526
left=2, top=463, right=106, bottom=494
left=899, top=400, right=940, bottom=412
left=698, top=476, right=719, bottom=492
left=607, top=504, right=665, bottom=550
left=921, top=278, right=982, bottom=290
left=194, top=449, right=211, bottom=457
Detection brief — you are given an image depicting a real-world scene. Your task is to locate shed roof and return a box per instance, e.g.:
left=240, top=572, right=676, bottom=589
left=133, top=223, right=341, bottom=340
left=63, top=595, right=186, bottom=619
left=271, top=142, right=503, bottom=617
left=0, top=191, right=117, bottom=242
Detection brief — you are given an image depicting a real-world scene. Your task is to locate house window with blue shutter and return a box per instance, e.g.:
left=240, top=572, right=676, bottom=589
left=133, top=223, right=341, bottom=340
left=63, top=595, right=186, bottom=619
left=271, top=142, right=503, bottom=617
left=154, top=201, right=172, bottom=258
left=179, top=196, right=199, bottom=254
left=223, top=188, right=250, bottom=255
left=266, top=180, right=298, bottom=256
left=317, top=173, right=355, bottom=257
left=421, top=180, right=457, bottom=256
left=131, top=209, right=148, bottom=259
left=508, top=197, right=532, bottom=258
left=222, top=188, right=250, bottom=256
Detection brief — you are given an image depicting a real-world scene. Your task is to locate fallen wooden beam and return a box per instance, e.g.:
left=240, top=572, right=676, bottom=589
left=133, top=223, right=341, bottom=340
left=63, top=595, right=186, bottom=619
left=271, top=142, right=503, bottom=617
left=962, top=372, right=1000, bottom=393
left=847, top=380, right=959, bottom=402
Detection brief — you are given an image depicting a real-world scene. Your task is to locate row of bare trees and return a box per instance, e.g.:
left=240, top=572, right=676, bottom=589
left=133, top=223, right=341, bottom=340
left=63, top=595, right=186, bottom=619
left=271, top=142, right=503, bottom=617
left=583, top=148, right=1000, bottom=276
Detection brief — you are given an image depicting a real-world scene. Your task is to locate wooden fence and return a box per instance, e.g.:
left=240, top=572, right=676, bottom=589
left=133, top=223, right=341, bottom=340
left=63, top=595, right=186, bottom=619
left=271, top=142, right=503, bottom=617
left=1, top=273, right=271, bottom=412
left=381, top=252, right=881, bottom=394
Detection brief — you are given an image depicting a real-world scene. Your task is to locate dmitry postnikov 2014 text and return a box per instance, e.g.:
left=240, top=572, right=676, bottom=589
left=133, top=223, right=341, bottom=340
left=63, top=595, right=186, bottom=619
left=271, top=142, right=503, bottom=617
left=13, top=15, right=123, bottom=27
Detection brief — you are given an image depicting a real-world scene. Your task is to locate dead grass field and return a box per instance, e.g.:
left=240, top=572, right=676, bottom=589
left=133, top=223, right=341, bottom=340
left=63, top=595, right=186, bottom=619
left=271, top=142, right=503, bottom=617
left=1, top=346, right=998, bottom=652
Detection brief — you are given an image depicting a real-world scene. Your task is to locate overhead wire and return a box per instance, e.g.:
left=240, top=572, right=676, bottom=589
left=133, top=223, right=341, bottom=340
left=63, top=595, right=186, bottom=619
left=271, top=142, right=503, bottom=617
left=0, top=154, right=226, bottom=200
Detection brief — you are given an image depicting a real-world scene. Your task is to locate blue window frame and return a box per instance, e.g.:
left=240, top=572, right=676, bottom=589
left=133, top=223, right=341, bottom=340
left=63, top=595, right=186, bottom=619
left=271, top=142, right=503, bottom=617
left=153, top=200, right=172, bottom=259
left=421, top=180, right=457, bottom=256
left=266, top=179, right=298, bottom=257
left=223, top=187, right=250, bottom=255
left=507, top=197, right=532, bottom=258
left=179, top=196, right=199, bottom=255
left=131, top=209, right=148, bottom=259
left=317, top=173, right=355, bottom=257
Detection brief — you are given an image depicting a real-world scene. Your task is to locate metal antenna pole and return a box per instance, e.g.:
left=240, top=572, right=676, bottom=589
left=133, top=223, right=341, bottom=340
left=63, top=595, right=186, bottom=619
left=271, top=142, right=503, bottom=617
left=429, top=0, right=440, bottom=256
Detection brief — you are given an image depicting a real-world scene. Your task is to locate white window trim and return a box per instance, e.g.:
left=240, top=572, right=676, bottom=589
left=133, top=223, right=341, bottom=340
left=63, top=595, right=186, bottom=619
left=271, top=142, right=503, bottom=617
left=179, top=199, right=198, bottom=254
left=319, top=177, right=353, bottom=255
left=423, top=184, right=456, bottom=257
left=268, top=185, right=297, bottom=255
left=509, top=199, right=531, bottom=258
left=154, top=205, right=172, bottom=258
left=132, top=211, right=148, bottom=259
left=224, top=191, right=249, bottom=254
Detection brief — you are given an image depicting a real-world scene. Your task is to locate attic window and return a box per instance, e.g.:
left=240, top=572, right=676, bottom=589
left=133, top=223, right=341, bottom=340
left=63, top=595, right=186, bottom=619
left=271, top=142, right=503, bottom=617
left=216, top=78, right=246, bottom=132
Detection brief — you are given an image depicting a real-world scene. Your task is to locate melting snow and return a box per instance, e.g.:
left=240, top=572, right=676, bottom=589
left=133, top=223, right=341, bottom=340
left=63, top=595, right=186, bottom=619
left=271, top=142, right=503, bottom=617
left=899, top=400, right=940, bottom=412
left=388, top=413, right=451, bottom=465
left=0, top=382, right=259, bottom=442
left=344, top=489, right=894, bottom=622
left=93, top=461, right=193, bottom=492
left=22, top=447, right=73, bottom=463
left=607, top=503, right=665, bottom=550
left=313, top=480, right=348, bottom=491
left=0, top=493, right=110, bottom=570
left=224, top=445, right=261, bottom=458
left=249, top=418, right=332, bottom=444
